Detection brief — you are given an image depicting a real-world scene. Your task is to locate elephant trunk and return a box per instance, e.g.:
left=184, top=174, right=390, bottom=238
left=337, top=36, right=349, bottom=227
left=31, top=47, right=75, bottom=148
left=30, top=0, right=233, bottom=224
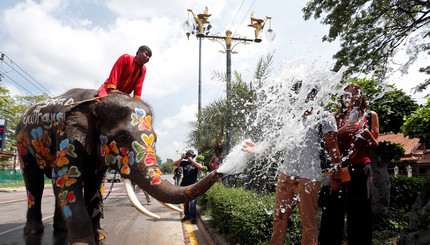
left=131, top=168, right=223, bottom=204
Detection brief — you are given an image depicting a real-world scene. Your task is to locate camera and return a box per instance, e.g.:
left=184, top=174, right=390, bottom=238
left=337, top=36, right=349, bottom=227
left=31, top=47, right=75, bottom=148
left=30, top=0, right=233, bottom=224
left=185, top=152, right=192, bottom=158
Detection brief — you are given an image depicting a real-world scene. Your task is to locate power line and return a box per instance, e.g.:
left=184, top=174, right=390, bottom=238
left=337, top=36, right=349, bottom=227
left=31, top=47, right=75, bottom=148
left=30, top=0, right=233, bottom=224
left=0, top=52, right=55, bottom=97
left=1, top=72, right=36, bottom=96
left=1, top=60, right=48, bottom=96
left=234, top=0, right=256, bottom=36
left=228, top=0, right=247, bottom=31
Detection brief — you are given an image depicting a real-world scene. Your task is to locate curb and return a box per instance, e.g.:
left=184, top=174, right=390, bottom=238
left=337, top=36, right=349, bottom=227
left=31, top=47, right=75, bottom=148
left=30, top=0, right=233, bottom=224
left=196, top=206, right=229, bottom=245
left=0, top=184, right=52, bottom=193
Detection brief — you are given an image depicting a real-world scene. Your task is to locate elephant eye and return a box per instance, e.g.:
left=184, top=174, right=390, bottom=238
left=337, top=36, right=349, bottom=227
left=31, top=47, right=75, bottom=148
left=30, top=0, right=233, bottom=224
left=117, top=133, right=131, bottom=143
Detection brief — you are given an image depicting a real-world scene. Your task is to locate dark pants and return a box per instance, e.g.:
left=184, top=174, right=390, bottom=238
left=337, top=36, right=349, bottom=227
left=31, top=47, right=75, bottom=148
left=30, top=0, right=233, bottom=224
left=184, top=199, right=197, bottom=219
left=173, top=176, right=181, bottom=186
left=319, top=164, right=373, bottom=245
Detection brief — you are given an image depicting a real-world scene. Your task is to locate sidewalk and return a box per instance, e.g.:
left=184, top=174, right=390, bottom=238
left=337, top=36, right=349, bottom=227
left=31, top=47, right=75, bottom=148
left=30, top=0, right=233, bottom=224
left=195, top=206, right=229, bottom=245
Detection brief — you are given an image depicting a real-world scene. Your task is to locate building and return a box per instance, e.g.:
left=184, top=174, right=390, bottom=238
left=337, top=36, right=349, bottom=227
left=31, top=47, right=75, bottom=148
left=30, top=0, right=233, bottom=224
left=378, top=133, right=430, bottom=179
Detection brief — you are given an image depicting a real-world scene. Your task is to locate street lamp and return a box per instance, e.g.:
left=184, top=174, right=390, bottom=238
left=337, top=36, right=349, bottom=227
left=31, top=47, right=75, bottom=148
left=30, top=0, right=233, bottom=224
left=184, top=8, right=212, bottom=118
left=183, top=17, right=194, bottom=40
left=184, top=7, right=275, bottom=154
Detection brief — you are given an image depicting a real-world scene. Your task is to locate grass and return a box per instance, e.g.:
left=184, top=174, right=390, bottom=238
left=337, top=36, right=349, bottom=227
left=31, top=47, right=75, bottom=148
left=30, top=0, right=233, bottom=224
left=0, top=179, right=51, bottom=188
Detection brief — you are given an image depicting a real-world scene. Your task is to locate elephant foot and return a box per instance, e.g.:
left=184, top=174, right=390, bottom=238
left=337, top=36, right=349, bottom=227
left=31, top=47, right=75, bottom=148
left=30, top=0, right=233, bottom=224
left=94, top=228, right=107, bottom=241
left=53, top=208, right=68, bottom=232
left=24, top=221, right=44, bottom=235
left=53, top=221, right=68, bottom=232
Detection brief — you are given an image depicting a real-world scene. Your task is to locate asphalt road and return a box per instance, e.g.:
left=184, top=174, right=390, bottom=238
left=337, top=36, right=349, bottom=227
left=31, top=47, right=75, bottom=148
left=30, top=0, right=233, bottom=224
left=0, top=175, right=209, bottom=245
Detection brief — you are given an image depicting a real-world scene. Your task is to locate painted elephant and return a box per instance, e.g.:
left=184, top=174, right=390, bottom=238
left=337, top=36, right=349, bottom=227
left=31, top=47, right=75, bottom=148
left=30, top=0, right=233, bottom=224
left=15, top=88, right=223, bottom=245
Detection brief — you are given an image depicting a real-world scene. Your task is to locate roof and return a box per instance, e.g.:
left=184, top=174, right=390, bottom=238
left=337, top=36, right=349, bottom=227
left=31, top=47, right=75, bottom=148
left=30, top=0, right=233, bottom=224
left=378, top=133, right=421, bottom=155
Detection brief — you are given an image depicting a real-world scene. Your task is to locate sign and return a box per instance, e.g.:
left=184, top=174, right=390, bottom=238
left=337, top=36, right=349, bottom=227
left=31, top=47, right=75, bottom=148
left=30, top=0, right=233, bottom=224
left=0, top=119, right=6, bottom=153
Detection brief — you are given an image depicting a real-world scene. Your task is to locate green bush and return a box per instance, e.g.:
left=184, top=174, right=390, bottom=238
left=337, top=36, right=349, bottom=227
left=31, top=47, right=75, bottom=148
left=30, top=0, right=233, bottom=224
left=199, top=183, right=303, bottom=244
left=374, top=141, right=405, bottom=164
left=372, top=175, right=430, bottom=243
left=160, top=162, right=174, bottom=174
left=372, top=207, right=409, bottom=243
left=390, top=175, right=428, bottom=212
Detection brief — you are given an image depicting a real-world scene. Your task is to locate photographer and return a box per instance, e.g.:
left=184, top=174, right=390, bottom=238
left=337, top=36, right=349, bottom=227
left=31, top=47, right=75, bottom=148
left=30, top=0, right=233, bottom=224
left=173, top=150, right=203, bottom=224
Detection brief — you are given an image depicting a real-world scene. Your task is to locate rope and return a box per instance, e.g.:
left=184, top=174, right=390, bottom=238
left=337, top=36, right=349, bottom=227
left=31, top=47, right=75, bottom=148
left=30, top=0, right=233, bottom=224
left=64, top=96, right=106, bottom=106
left=102, top=171, right=117, bottom=201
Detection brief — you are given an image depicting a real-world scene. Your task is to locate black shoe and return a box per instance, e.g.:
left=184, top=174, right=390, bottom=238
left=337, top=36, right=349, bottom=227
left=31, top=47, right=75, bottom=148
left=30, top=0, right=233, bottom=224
left=181, top=216, right=190, bottom=222
left=191, top=218, right=196, bottom=224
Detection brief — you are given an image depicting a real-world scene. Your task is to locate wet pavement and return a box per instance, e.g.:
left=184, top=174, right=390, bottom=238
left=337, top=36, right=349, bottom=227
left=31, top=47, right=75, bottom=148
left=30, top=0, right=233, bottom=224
left=0, top=175, right=215, bottom=245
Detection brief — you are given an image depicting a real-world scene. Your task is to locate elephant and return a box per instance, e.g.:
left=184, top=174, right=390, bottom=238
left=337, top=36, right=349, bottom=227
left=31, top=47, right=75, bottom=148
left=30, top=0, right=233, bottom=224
left=15, top=88, right=223, bottom=245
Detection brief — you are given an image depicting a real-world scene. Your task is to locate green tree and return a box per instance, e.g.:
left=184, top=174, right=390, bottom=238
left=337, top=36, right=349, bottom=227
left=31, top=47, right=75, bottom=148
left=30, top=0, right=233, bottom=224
left=352, top=78, right=419, bottom=133
left=0, top=84, right=48, bottom=169
left=0, top=84, right=48, bottom=152
left=188, top=54, right=273, bottom=154
left=160, top=162, right=174, bottom=174
left=401, top=98, right=430, bottom=140
left=303, top=0, right=430, bottom=91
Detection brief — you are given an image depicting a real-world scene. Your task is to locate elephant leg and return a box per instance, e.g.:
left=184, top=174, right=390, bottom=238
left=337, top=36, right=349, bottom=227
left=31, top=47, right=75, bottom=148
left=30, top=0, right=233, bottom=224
left=21, top=154, right=45, bottom=235
left=53, top=139, right=97, bottom=244
left=57, top=179, right=96, bottom=244
left=84, top=171, right=107, bottom=241
left=53, top=194, right=67, bottom=232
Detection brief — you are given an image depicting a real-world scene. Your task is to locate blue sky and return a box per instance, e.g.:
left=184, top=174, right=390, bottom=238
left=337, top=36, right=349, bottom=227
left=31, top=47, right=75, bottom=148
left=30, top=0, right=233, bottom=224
left=0, top=0, right=428, bottom=161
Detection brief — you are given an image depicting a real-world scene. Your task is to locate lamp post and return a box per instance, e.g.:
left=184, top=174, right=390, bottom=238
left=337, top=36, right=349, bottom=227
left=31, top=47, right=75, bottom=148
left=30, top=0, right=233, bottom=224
left=184, top=7, right=275, bottom=154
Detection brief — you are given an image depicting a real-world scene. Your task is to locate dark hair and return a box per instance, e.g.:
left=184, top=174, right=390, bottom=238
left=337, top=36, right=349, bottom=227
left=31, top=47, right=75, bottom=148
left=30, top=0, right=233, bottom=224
left=336, top=83, right=368, bottom=121
left=137, top=45, right=152, bottom=57
left=291, top=81, right=302, bottom=94
left=185, top=150, right=196, bottom=158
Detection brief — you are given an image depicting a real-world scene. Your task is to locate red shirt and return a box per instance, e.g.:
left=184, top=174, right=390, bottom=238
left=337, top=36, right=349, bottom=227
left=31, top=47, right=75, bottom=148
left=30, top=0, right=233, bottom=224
left=337, top=116, right=371, bottom=165
left=98, top=54, right=146, bottom=99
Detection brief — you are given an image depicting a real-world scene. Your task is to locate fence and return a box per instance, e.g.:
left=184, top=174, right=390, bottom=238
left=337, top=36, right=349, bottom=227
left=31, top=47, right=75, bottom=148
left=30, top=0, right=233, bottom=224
left=0, top=169, right=24, bottom=183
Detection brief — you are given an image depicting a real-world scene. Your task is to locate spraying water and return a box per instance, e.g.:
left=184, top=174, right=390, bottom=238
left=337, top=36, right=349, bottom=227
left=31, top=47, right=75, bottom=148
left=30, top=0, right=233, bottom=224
left=217, top=63, right=344, bottom=175
left=217, top=62, right=390, bottom=178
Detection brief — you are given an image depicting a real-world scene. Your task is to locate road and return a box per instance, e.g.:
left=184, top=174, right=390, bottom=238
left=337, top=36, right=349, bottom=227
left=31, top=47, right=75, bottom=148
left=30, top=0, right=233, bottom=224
left=0, top=175, right=210, bottom=245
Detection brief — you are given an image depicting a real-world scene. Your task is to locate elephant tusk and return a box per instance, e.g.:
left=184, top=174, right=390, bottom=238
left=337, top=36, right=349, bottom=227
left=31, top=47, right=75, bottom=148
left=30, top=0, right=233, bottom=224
left=157, top=201, right=183, bottom=213
left=123, top=179, right=160, bottom=220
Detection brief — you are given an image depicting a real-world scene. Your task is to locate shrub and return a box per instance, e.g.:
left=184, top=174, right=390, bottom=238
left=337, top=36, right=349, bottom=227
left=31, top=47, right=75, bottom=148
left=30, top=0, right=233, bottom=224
left=199, top=183, right=303, bottom=244
left=390, top=175, right=428, bottom=212
left=160, top=162, right=174, bottom=174
left=372, top=176, right=430, bottom=242
left=374, top=141, right=405, bottom=164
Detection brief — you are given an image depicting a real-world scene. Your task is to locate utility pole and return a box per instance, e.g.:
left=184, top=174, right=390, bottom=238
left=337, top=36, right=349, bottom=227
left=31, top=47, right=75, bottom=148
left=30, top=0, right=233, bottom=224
left=184, top=7, right=275, bottom=154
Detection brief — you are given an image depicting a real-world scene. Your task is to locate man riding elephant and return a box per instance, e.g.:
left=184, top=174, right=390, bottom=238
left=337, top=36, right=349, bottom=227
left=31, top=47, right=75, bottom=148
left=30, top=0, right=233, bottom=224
left=16, top=88, right=223, bottom=245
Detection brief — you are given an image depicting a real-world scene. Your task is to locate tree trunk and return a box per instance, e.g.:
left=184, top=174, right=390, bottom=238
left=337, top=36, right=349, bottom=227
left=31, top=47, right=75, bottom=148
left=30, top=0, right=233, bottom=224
left=370, top=152, right=390, bottom=219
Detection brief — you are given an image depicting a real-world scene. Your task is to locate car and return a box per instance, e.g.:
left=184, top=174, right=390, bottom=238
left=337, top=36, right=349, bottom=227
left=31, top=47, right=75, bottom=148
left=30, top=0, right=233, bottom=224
left=106, top=170, right=122, bottom=182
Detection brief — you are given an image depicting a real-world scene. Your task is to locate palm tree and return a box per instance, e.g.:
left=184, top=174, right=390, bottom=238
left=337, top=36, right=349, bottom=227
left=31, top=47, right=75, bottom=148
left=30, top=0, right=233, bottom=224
left=188, top=53, right=274, bottom=155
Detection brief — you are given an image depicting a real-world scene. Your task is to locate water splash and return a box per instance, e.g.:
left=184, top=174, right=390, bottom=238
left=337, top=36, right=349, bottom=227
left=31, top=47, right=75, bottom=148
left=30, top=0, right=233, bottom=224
left=219, top=62, right=345, bottom=176
left=217, top=138, right=253, bottom=174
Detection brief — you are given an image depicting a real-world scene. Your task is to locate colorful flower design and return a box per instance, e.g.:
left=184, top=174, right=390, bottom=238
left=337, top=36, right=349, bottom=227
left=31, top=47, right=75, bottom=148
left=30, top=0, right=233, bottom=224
left=17, top=130, right=30, bottom=155
left=131, top=132, right=158, bottom=166
left=132, top=141, right=146, bottom=163
left=59, top=190, right=76, bottom=217
left=100, top=136, right=119, bottom=165
left=27, top=191, right=35, bottom=208
left=145, top=153, right=157, bottom=166
left=30, top=128, right=54, bottom=169
left=145, top=168, right=164, bottom=185
left=118, top=148, right=134, bottom=175
left=54, top=113, right=64, bottom=135
left=56, top=166, right=81, bottom=188
left=119, top=148, right=134, bottom=165
left=131, top=108, right=152, bottom=131
left=55, top=139, right=77, bottom=167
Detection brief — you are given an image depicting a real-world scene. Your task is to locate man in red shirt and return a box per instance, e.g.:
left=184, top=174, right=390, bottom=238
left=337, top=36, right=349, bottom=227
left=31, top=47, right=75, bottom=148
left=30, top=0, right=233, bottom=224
left=98, top=45, right=152, bottom=100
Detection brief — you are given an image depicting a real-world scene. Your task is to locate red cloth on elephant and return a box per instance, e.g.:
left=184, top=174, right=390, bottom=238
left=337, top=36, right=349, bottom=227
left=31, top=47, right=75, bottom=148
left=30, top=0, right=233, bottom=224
left=98, top=54, right=146, bottom=99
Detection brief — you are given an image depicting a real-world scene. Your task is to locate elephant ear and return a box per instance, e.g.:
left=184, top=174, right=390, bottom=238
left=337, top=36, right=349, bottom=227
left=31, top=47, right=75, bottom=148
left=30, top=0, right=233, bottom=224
left=59, top=102, right=97, bottom=154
